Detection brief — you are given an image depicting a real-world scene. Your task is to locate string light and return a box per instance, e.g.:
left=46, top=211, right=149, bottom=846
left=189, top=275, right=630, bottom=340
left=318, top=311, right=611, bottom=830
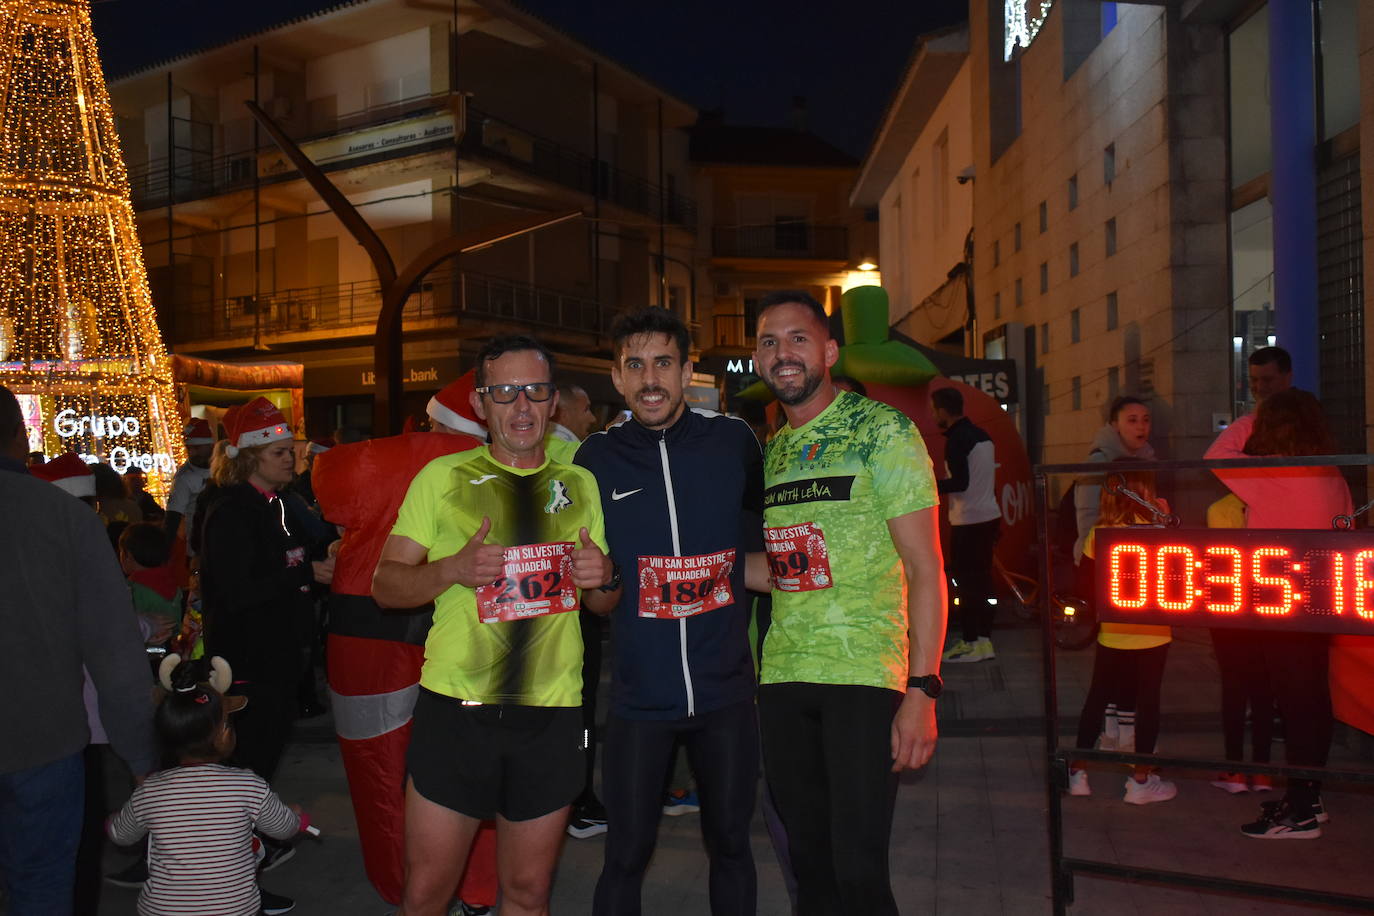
left=0, top=0, right=183, bottom=498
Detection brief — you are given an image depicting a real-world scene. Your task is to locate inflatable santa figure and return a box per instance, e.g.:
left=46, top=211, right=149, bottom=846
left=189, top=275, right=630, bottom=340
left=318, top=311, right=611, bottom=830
left=313, top=371, right=497, bottom=908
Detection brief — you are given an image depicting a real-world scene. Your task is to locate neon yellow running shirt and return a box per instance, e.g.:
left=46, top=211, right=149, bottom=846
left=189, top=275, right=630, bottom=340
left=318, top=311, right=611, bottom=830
left=391, top=446, right=607, bottom=706
left=761, top=391, right=938, bottom=691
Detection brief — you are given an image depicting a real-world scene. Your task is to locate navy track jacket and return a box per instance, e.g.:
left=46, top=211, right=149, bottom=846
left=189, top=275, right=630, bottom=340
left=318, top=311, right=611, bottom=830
left=575, top=408, right=764, bottom=720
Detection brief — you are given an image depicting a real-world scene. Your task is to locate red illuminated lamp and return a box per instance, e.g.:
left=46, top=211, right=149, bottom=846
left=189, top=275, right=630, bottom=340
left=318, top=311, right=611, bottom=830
left=1096, top=528, right=1374, bottom=634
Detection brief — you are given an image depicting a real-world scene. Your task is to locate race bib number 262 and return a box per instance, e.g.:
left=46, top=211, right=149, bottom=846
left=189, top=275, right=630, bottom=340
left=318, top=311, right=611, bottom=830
left=765, top=522, right=834, bottom=592
left=476, top=542, right=580, bottom=623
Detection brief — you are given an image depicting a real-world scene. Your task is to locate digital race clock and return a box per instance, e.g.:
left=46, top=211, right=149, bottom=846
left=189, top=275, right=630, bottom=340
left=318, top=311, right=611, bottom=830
left=1095, top=527, right=1374, bottom=634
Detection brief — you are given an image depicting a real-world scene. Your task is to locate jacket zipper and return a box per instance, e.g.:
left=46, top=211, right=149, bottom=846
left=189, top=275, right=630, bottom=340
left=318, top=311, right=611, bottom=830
left=658, top=432, right=695, bottom=717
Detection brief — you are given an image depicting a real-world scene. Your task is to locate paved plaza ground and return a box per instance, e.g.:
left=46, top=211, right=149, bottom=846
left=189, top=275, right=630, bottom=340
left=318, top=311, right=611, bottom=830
left=70, top=623, right=1374, bottom=914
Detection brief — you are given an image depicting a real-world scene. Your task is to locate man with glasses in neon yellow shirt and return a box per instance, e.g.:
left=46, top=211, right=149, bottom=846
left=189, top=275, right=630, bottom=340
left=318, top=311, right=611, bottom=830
left=373, top=335, right=614, bottom=916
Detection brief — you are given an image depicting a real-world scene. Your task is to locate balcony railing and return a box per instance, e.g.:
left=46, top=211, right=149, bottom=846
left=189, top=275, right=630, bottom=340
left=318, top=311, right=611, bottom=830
left=165, top=268, right=616, bottom=347
left=712, top=224, right=848, bottom=260
left=126, top=92, right=697, bottom=226
left=462, top=106, right=696, bottom=226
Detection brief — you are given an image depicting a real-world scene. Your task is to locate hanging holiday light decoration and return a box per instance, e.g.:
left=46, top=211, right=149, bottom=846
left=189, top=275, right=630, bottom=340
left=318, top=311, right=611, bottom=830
left=0, top=0, right=183, bottom=497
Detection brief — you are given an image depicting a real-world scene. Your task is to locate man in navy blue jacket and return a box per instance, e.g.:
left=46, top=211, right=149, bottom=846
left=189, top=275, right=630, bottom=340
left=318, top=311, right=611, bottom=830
left=577, top=307, right=767, bottom=916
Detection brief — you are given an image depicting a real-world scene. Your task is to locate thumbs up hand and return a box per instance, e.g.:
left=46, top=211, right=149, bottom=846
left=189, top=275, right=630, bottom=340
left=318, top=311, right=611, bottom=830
left=571, top=526, right=613, bottom=590
left=447, top=516, right=507, bottom=587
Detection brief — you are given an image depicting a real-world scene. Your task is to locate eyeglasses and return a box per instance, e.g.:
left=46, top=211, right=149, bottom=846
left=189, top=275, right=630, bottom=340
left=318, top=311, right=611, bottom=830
left=476, top=382, right=555, bottom=404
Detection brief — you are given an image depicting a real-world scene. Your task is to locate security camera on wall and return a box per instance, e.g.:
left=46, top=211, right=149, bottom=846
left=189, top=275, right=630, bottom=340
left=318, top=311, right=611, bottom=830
left=956, top=165, right=976, bottom=185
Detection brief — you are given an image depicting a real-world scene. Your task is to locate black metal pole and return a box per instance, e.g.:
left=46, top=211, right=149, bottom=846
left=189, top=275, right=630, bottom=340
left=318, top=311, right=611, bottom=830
left=1037, top=469, right=1069, bottom=915
left=165, top=72, right=173, bottom=332
left=657, top=97, right=666, bottom=310
left=592, top=63, right=601, bottom=311
left=252, top=46, right=262, bottom=351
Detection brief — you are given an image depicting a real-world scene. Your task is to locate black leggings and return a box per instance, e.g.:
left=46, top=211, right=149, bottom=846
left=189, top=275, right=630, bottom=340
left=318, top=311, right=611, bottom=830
left=1260, top=632, right=1332, bottom=806
left=758, top=683, right=902, bottom=916
left=950, top=519, right=1000, bottom=641
left=1211, top=628, right=1275, bottom=763
left=593, top=700, right=758, bottom=916
left=1075, top=643, right=1169, bottom=754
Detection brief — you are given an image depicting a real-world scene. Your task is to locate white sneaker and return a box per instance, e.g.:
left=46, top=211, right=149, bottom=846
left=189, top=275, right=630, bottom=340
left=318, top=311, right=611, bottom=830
left=1210, top=772, right=1249, bottom=794
left=1123, top=773, right=1177, bottom=805
left=1068, top=769, right=1091, bottom=796
left=1116, top=722, right=1136, bottom=753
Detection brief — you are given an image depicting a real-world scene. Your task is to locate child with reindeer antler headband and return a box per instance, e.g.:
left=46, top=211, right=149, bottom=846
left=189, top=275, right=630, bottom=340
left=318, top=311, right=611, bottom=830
left=105, top=655, right=311, bottom=916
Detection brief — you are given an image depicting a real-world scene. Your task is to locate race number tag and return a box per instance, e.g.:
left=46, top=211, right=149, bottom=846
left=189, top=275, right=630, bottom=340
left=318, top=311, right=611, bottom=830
left=765, top=523, right=834, bottom=592
left=637, top=549, right=737, bottom=619
left=476, top=542, right=580, bottom=623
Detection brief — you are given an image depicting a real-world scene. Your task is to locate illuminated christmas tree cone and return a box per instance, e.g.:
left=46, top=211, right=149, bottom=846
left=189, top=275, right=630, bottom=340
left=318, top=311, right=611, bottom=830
left=0, top=0, right=183, bottom=497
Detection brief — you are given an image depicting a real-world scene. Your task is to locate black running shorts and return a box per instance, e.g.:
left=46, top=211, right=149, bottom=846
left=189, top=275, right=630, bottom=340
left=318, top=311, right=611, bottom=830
left=407, top=687, right=584, bottom=821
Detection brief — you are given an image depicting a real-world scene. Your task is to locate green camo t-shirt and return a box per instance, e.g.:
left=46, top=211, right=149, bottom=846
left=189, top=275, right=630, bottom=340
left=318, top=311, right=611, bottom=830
left=391, top=446, right=607, bottom=706
left=761, top=390, right=938, bottom=691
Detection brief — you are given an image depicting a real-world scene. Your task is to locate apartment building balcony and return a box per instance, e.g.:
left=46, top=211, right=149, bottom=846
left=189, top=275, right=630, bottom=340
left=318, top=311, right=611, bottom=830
left=711, top=224, right=848, bottom=262
left=165, top=268, right=615, bottom=354
left=708, top=312, right=754, bottom=354
left=127, top=92, right=696, bottom=227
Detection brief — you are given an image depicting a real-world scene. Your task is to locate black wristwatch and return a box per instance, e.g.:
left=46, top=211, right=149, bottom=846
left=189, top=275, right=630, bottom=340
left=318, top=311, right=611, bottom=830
left=597, top=562, right=623, bottom=593
left=908, top=674, right=943, bottom=699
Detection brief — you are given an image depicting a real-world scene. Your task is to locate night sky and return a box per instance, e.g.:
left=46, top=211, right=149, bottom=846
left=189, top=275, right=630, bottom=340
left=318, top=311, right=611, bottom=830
left=91, top=0, right=965, bottom=158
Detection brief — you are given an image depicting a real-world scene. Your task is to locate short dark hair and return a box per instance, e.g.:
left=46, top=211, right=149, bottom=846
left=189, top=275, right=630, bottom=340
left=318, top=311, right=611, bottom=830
left=120, top=522, right=171, bottom=568
left=1107, top=395, right=1148, bottom=423
left=757, top=290, right=829, bottom=336
left=1249, top=346, right=1292, bottom=374
left=610, top=307, right=691, bottom=364
left=931, top=387, right=964, bottom=415
left=474, top=335, right=556, bottom=388
left=155, top=658, right=226, bottom=764
left=831, top=375, right=867, bottom=397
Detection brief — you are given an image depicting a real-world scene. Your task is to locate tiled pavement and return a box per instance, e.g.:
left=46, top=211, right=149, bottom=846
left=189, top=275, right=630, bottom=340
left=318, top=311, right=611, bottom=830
left=85, top=623, right=1374, bottom=914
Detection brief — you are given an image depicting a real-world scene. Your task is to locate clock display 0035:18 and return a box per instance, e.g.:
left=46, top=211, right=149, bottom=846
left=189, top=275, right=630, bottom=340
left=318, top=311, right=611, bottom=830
left=1094, top=527, right=1374, bottom=635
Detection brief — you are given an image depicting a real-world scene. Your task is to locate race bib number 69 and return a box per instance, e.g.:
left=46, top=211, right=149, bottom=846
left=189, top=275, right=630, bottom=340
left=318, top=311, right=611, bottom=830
left=476, top=542, right=580, bottom=623
left=765, top=522, right=834, bottom=592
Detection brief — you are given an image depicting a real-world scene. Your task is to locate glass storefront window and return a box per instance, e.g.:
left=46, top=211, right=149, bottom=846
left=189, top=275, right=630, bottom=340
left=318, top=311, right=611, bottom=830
left=1229, top=9, right=1271, bottom=188
left=1318, top=0, right=1359, bottom=139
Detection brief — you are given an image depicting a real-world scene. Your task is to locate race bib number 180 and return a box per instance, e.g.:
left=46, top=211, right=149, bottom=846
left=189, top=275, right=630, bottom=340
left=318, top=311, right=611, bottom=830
left=476, top=542, right=579, bottom=623
left=765, top=523, right=834, bottom=592
left=637, top=549, right=737, bottom=619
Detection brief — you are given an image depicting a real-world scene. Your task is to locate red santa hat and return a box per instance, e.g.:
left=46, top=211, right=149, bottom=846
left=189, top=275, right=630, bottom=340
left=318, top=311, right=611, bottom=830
left=308, top=437, right=335, bottom=454
left=426, top=370, right=487, bottom=438
left=183, top=417, right=214, bottom=446
left=31, top=452, right=95, bottom=499
left=222, top=397, right=293, bottom=458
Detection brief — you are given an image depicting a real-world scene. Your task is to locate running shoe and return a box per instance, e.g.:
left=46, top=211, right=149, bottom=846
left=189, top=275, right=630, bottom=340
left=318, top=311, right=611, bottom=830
left=1123, top=773, right=1176, bottom=805
left=450, top=902, right=492, bottom=916
left=568, top=813, right=612, bottom=840
left=260, top=889, right=296, bottom=915
left=1067, top=769, right=1091, bottom=797
left=944, top=637, right=995, bottom=664
left=662, top=789, right=700, bottom=816
left=1243, top=800, right=1321, bottom=839
left=941, top=639, right=972, bottom=661
left=1250, top=773, right=1274, bottom=792
left=1262, top=796, right=1327, bottom=823
left=1210, top=772, right=1249, bottom=794
left=259, top=839, right=296, bottom=873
